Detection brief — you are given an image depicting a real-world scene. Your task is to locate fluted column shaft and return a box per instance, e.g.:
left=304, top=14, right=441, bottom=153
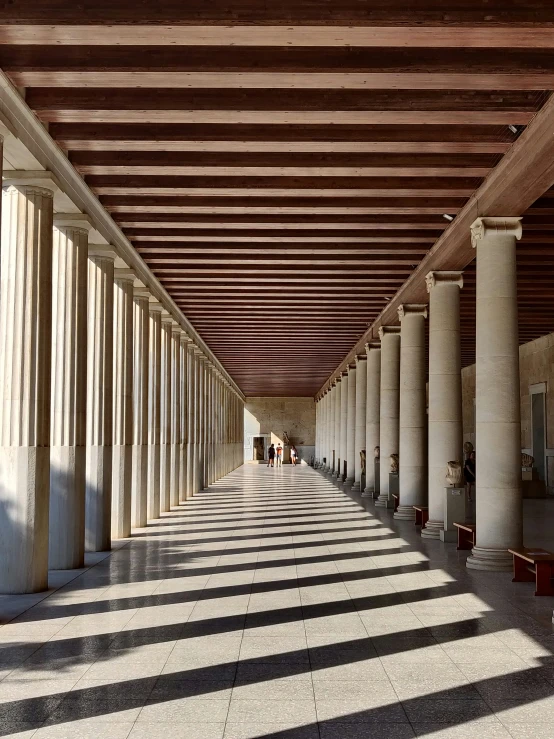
left=329, top=384, right=337, bottom=473
left=49, top=216, right=91, bottom=569
left=0, top=178, right=55, bottom=593
left=467, top=218, right=523, bottom=571
left=364, top=343, right=381, bottom=495
left=186, top=343, right=196, bottom=498
left=147, top=301, right=162, bottom=520
left=353, top=355, right=367, bottom=490
left=111, top=269, right=134, bottom=540
left=159, top=314, right=173, bottom=513
left=345, top=363, right=357, bottom=485
left=170, top=325, right=182, bottom=508
left=338, top=372, right=348, bottom=479
left=178, top=333, right=190, bottom=502
left=377, top=326, right=401, bottom=507
left=131, top=290, right=149, bottom=528
left=333, top=379, right=341, bottom=475
left=322, top=392, right=329, bottom=469
left=422, top=272, right=464, bottom=539
left=85, top=246, right=115, bottom=552
left=395, top=305, right=428, bottom=520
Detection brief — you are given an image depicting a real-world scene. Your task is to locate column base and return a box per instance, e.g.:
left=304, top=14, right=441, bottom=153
left=394, top=505, right=416, bottom=521
left=344, top=476, right=355, bottom=487
left=351, top=481, right=361, bottom=491
left=361, top=488, right=374, bottom=498
left=421, top=519, right=443, bottom=540
left=375, top=494, right=393, bottom=508
left=85, top=445, right=113, bottom=553
left=466, top=546, right=514, bottom=572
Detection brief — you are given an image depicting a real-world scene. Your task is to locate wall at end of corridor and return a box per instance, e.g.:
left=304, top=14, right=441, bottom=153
left=244, top=396, right=315, bottom=464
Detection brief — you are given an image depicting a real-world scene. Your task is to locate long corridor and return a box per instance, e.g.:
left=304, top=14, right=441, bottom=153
left=1, top=465, right=554, bottom=738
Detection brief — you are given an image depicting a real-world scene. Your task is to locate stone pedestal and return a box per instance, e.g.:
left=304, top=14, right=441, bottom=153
left=376, top=326, right=401, bottom=507
left=395, top=305, right=428, bottom=521
left=49, top=215, right=91, bottom=569
left=131, top=289, right=149, bottom=528
left=362, top=342, right=381, bottom=497
left=147, top=301, right=163, bottom=520
left=0, top=176, right=55, bottom=593
left=467, top=217, right=523, bottom=571
left=440, top=486, right=466, bottom=543
left=85, top=246, right=116, bottom=553
left=352, top=355, right=367, bottom=491
left=422, top=272, right=464, bottom=540
left=111, top=269, right=134, bottom=540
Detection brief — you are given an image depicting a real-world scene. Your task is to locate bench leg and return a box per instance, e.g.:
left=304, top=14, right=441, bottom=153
left=534, top=563, right=554, bottom=596
left=422, top=511, right=429, bottom=527
left=457, top=531, right=472, bottom=551
left=512, top=556, right=535, bottom=583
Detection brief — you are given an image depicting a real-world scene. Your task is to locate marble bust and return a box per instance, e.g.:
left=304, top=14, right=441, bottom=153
left=446, top=461, right=464, bottom=487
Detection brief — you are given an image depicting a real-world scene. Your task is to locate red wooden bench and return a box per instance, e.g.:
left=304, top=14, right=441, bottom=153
left=413, top=506, right=428, bottom=527
left=509, top=548, right=554, bottom=597
left=454, top=522, right=475, bottom=551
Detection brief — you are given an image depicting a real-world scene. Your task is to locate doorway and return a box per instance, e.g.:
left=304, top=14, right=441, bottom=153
left=253, top=436, right=266, bottom=461
left=531, top=384, right=547, bottom=483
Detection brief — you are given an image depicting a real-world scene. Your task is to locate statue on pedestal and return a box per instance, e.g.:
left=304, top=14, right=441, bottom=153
left=374, top=445, right=380, bottom=459
left=521, top=452, right=534, bottom=468
left=390, top=454, right=399, bottom=474
left=446, top=461, right=464, bottom=487
left=360, top=449, right=366, bottom=474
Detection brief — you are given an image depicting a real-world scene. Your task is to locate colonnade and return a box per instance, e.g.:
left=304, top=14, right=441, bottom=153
left=0, top=164, right=244, bottom=594
left=316, top=217, right=524, bottom=573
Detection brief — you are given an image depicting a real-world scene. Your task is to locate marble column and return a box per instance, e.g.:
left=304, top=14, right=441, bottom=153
left=353, top=354, right=368, bottom=491
left=338, top=370, right=349, bottom=479
left=329, top=383, right=337, bottom=473
left=170, top=324, right=182, bottom=508
left=467, top=217, right=523, bottom=571
left=322, top=391, right=329, bottom=470
left=85, top=245, right=116, bottom=552
left=178, top=333, right=190, bottom=502
left=147, top=300, right=163, bottom=521
left=422, top=271, right=464, bottom=540
left=131, top=289, right=149, bottom=529
left=186, top=342, right=197, bottom=499
left=334, top=377, right=342, bottom=475
left=395, top=305, right=428, bottom=520
left=345, top=362, right=357, bottom=486
left=0, top=175, right=55, bottom=593
left=49, top=215, right=91, bottom=570
left=111, top=268, right=134, bottom=540
left=195, top=350, right=205, bottom=494
left=376, top=326, right=401, bottom=508
left=363, top=342, right=381, bottom=497
left=159, top=313, right=173, bottom=513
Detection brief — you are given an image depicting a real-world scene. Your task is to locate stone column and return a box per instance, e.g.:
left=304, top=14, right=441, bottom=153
left=353, top=355, right=367, bottom=491
left=178, top=332, right=190, bottom=502
left=170, top=324, right=182, bottom=508
left=0, top=175, right=55, bottom=593
left=322, top=391, right=329, bottom=470
left=131, top=289, right=149, bottom=528
left=395, top=305, right=428, bottom=520
left=338, top=371, right=349, bottom=479
left=49, top=215, right=91, bottom=570
left=111, top=268, right=134, bottom=540
left=334, top=377, right=342, bottom=475
left=422, top=272, right=464, bottom=539
left=363, top=342, right=381, bottom=497
left=467, top=217, right=523, bottom=571
left=376, top=326, right=401, bottom=507
left=345, top=362, right=357, bottom=485
left=147, top=300, right=163, bottom=520
left=195, top=350, right=205, bottom=493
left=85, top=245, right=116, bottom=552
left=186, top=342, right=197, bottom=498
left=159, top=313, right=173, bottom=513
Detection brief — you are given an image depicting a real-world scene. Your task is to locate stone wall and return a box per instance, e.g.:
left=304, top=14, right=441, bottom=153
left=462, top=331, right=554, bottom=493
left=244, top=397, right=316, bottom=464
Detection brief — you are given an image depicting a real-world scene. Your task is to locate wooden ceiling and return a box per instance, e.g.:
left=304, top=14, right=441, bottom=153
left=2, top=2, right=554, bottom=396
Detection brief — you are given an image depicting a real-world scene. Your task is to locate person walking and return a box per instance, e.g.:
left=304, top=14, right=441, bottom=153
left=290, top=446, right=298, bottom=466
left=267, top=443, right=276, bottom=468
left=464, top=450, right=476, bottom=502
left=275, top=443, right=283, bottom=467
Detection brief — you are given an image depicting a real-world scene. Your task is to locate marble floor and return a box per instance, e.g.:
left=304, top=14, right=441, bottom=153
left=1, top=465, right=554, bottom=739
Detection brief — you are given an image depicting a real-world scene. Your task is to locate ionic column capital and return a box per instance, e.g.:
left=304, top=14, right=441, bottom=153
left=341, top=369, right=348, bottom=377
left=364, top=340, right=381, bottom=353
left=425, top=270, right=464, bottom=292
left=148, top=299, right=164, bottom=314
left=3, top=169, right=58, bottom=197
left=88, top=244, right=117, bottom=262
left=470, top=216, right=523, bottom=248
left=114, top=268, right=136, bottom=285
left=398, top=303, right=428, bottom=321
left=161, top=311, right=173, bottom=325
left=171, top=322, right=182, bottom=336
left=355, top=353, right=368, bottom=364
left=378, top=325, right=401, bottom=340
left=54, top=213, right=93, bottom=234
